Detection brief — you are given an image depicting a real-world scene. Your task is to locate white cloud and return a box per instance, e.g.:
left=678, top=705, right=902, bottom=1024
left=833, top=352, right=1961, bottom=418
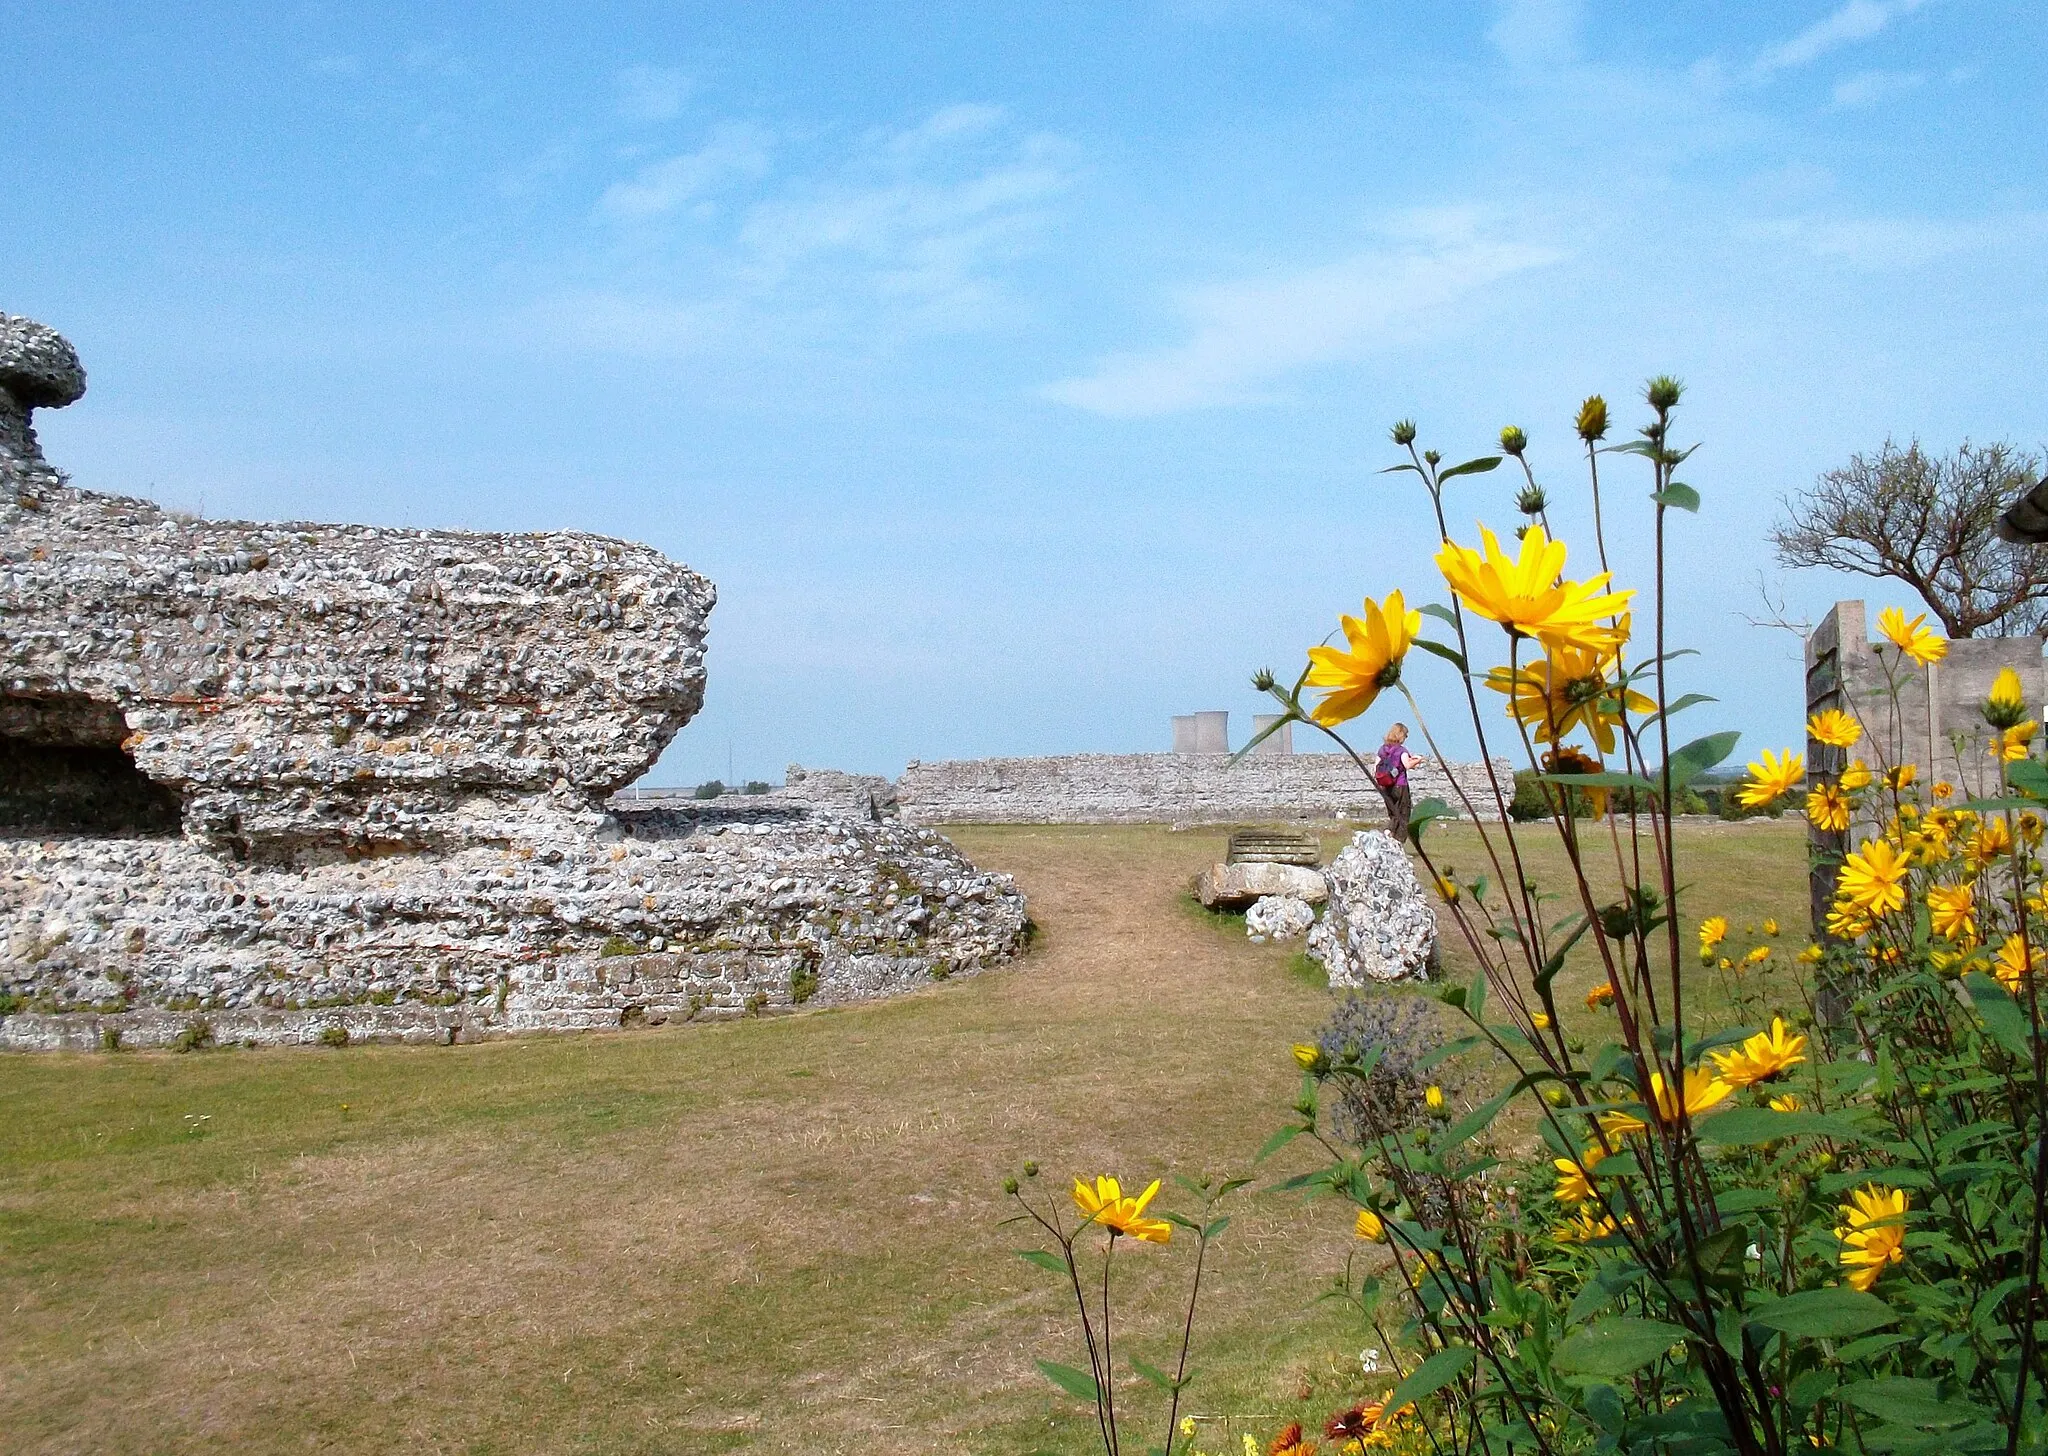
left=617, top=65, right=691, bottom=124
left=1043, top=221, right=1563, bottom=417
left=1752, top=0, right=1930, bottom=79
left=1829, top=69, right=1925, bottom=108
left=596, top=123, right=773, bottom=220
left=1748, top=211, right=2048, bottom=270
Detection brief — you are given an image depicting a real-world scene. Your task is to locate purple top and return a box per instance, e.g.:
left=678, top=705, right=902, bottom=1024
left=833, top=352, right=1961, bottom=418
left=1377, top=741, right=1410, bottom=787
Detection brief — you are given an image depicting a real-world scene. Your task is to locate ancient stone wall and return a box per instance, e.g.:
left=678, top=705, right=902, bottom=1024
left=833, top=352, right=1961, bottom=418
left=0, top=314, right=1029, bottom=1049
left=889, top=751, right=1514, bottom=825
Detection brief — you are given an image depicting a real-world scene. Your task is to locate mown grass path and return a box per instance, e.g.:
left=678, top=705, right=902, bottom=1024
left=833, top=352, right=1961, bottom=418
left=0, top=821, right=1807, bottom=1454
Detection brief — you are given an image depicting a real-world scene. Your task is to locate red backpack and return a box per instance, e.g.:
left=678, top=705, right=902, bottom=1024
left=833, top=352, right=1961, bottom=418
left=1373, top=743, right=1403, bottom=789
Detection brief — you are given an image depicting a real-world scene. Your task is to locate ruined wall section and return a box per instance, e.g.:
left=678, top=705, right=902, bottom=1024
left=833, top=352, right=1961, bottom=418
left=892, top=752, right=1514, bottom=825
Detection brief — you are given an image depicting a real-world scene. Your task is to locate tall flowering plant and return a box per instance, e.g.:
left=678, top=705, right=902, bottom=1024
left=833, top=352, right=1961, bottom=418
left=1246, top=381, right=2048, bottom=1456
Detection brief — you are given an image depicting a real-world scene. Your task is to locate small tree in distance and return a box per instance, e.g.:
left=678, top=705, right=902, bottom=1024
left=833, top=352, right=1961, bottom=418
left=1772, top=437, right=2048, bottom=636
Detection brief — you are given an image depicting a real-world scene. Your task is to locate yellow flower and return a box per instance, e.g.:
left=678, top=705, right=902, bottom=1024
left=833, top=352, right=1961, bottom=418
left=1837, top=838, right=1910, bottom=916
left=1434, top=524, right=1635, bottom=651
left=1598, top=1108, right=1647, bottom=1142
left=1532, top=1011, right=1553, bottom=1030
left=1305, top=590, right=1423, bottom=727
left=1698, top=916, right=1729, bottom=960
left=1970, top=817, right=2014, bottom=869
left=1885, top=762, right=1918, bottom=790
left=1586, top=981, right=1616, bottom=1010
left=1483, top=635, right=1652, bottom=752
left=1554, top=1207, right=1619, bottom=1243
left=1072, top=1176, right=1173, bottom=1244
left=1541, top=745, right=1610, bottom=816
left=1292, top=1043, right=1324, bottom=1071
left=1181, top=1416, right=1198, bottom=1438
left=1994, top=934, right=2043, bottom=996
left=1927, top=883, right=1976, bottom=943
left=1744, top=944, right=1773, bottom=965
left=1992, top=721, right=2038, bottom=763
left=1986, top=667, right=2031, bottom=729
left=1806, top=708, right=1863, bottom=748
left=1877, top=606, right=1948, bottom=666
left=1710, top=1018, right=1809, bottom=1087
left=2023, top=813, right=2046, bottom=848
left=1739, top=749, right=1805, bottom=808
left=1763, top=918, right=1780, bottom=936
left=1267, top=1421, right=1319, bottom=1456
left=1649, top=1067, right=1733, bottom=1124
left=1424, top=1085, right=1445, bottom=1111
left=1836, top=1185, right=1909, bottom=1291
left=1824, top=902, right=1872, bottom=940
left=1354, top=1208, right=1385, bottom=1242
left=1553, top=1149, right=1602, bottom=1204
left=1840, top=758, right=1874, bottom=790
left=1769, top=1093, right=1803, bottom=1113
left=1933, top=780, right=1955, bottom=800
left=1806, top=782, right=1851, bottom=833
left=1798, top=943, right=1824, bottom=963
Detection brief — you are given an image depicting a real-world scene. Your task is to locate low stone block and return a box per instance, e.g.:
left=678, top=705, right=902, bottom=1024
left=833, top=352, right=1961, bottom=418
left=1195, top=861, right=1327, bottom=910
left=1245, top=894, right=1315, bottom=942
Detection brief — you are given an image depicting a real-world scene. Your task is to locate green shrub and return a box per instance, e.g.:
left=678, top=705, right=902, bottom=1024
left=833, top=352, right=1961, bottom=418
left=789, top=964, right=819, bottom=1004
left=319, top=1024, right=350, bottom=1048
left=598, top=936, right=640, bottom=958
left=171, top=1019, right=214, bottom=1054
left=744, top=780, right=771, bottom=795
left=693, top=780, right=725, bottom=800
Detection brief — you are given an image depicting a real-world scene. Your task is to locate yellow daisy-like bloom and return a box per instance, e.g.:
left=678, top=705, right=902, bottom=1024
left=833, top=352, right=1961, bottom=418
left=1649, top=1067, right=1733, bottom=1125
left=1934, top=781, right=1955, bottom=800
left=1798, top=942, right=1824, bottom=963
left=2023, top=813, right=2046, bottom=848
left=1927, top=883, right=1977, bottom=943
left=1483, top=636, right=1652, bottom=753
left=1354, top=1208, right=1385, bottom=1242
left=1597, top=1108, right=1648, bottom=1143
left=1836, top=1185, right=1909, bottom=1292
left=1970, top=817, right=2015, bottom=869
left=1807, top=708, right=1863, bottom=748
left=1986, top=667, right=2031, bottom=729
left=1304, top=590, right=1422, bottom=727
left=1292, top=1043, right=1323, bottom=1071
left=1586, top=981, right=1616, bottom=1010
left=1554, top=1207, right=1619, bottom=1244
left=1433, top=874, right=1459, bottom=903
left=1744, top=944, right=1772, bottom=965
left=1434, top=524, right=1636, bottom=651
left=1739, top=749, right=1805, bottom=808
left=1424, top=1085, right=1445, bottom=1111
left=1840, top=758, right=1874, bottom=790
left=1837, top=837, right=1910, bottom=916
left=1994, top=934, right=2043, bottom=996
left=1806, top=782, right=1851, bottom=833
left=1764, top=917, right=1779, bottom=936
left=1877, top=606, right=1948, bottom=666
left=1710, top=1018, right=1808, bottom=1088
left=1553, top=1147, right=1603, bottom=1204
left=1072, top=1175, right=1173, bottom=1244
left=1886, top=762, right=1918, bottom=790
left=1825, top=902, right=1872, bottom=941
left=1698, top=915, right=1728, bottom=960
left=1992, top=721, right=2039, bottom=763
left=1769, top=1092, right=1803, bottom=1113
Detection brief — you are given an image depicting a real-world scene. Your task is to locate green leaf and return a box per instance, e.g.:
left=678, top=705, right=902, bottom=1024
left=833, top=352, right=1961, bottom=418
left=1961, top=973, right=2036, bottom=1059
left=1534, top=916, right=1590, bottom=998
left=1652, top=482, right=1701, bottom=513
left=1419, top=602, right=1460, bottom=628
left=1693, top=1107, right=1867, bottom=1146
left=2009, top=758, right=2048, bottom=801
left=1254, top=1124, right=1303, bottom=1164
left=1384, top=1346, right=1475, bottom=1414
left=1130, top=1357, right=1177, bottom=1392
left=1551, top=1317, right=1690, bottom=1377
left=1408, top=797, right=1452, bottom=846
left=1467, top=972, right=1487, bottom=1021
left=1228, top=713, right=1298, bottom=766
left=1202, top=1215, right=1231, bottom=1240
left=1536, top=769, right=1658, bottom=792
left=1661, top=731, right=1741, bottom=793
left=1648, top=692, right=1717, bottom=725
left=1015, top=1249, right=1068, bottom=1274
left=1839, top=1377, right=1994, bottom=1429
left=1437, top=455, right=1502, bottom=482
left=1745, top=1286, right=1898, bottom=1339
left=1411, top=638, right=1468, bottom=672
left=1036, top=1360, right=1101, bottom=1403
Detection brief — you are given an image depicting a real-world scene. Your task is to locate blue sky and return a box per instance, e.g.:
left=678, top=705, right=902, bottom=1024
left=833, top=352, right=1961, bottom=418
left=8, top=0, right=2047, bottom=785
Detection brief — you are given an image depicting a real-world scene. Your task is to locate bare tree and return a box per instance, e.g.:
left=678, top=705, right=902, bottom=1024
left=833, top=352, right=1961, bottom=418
left=1772, top=438, right=2048, bottom=637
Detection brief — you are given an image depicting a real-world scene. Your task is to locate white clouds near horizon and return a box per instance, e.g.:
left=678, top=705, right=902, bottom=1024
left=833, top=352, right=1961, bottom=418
left=1752, top=0, right=1932, bottom=78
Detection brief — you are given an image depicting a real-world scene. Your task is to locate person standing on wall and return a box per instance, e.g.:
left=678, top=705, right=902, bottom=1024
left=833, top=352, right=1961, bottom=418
left=1373, top=723, right=1426, bottom=844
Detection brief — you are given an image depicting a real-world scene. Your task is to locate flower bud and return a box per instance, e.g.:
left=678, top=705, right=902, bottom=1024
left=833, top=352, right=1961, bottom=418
left=1391, top=419, right=1417, bottom=445
left=1499, top=425, right=1527, bottom=456
left=1984, top=667, right=2030, bottom=730
left=1575, top=395, right=1608, bottom=442
left=1003, top=1177, right=1020, bottom=1195
left=1515, top=484, right=1548, bottom=517
left=1292, top=1042, right=1329, bottom=1075
left=1251, top=667, right=1277, bottom=692
left=1023, top=1160, right=1039, bottom=1178
left=1645, top=375, right=1683, bottom=411
left=1423, top=448, right=1442, bottom=467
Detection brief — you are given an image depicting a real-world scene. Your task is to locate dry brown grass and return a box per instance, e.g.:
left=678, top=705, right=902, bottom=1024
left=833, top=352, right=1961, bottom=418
left=0, top=819, right=1810, bottom=1454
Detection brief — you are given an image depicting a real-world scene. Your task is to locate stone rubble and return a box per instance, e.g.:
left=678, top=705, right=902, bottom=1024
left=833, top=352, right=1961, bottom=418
left=1307, top=830, right=1439, bottom=987
left=1194, top=860, right=1328, bottom=911
left=1245, top=894, right=1315, bottom=943
left=0, top=314, right=1029, bottom=1049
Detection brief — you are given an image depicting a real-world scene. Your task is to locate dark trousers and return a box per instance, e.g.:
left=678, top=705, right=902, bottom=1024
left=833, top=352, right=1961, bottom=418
left=1380, top=782, right=1412, bottom=843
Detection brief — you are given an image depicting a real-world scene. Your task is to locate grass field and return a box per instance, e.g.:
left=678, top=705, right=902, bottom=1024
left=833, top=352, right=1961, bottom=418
left=0, top=819, right=1810, bottom=1455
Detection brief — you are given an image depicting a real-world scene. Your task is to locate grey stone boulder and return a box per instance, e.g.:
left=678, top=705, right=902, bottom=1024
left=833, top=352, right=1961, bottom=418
left=1307, top=830, right=1438, bottom=986
left=1245, top=894, right=1315, bottom=943
left=1195, top=861, right=1327, bottom=910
